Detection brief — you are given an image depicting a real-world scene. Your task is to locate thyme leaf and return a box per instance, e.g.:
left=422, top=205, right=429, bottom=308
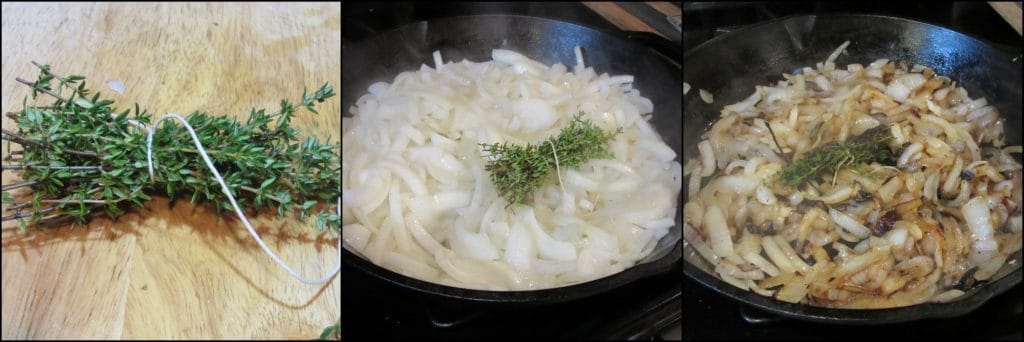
left=318, top=320, right=340, bottom=340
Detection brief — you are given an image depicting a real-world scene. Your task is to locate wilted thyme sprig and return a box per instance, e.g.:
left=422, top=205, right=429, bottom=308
left=480, top=112, right=622, bottom=207
left=775, top=125, right=894, bottom=188
left=1, top=62, right=340, bottom=234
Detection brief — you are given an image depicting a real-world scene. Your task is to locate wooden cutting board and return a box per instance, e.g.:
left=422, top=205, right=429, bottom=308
left=0, top=3, right=341, bottom=339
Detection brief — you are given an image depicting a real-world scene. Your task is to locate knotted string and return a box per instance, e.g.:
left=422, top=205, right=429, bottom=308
left=136, top=113, right=340, bottom=285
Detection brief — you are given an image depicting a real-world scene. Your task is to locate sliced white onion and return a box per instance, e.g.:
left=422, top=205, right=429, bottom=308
left=774, top=235, right=811, bottom=274
left=943, top=157, right=964, bottom=195
left=961, top=196, right=998, bottom=266
left=922, top=114, right=960, bottom=143
left=932, top=289, right=966, bottom=303
left=923, top=171, right=940, bottom=203
left=756, top=184, right=777, bottom=205
left=823, top=40, right=851, bottom=70
left=715, top=261, right=765, bottom=280
left=898, top=142, right=923, bottom=168
left=833, top=246, right=890, bottom=277
left=452, top=224, right=500, bottom=261
left=723, top=89, right=761, bottom=114
left=704, top=204, right=735, bottom=258
left=814, top=75, right=832, bottom=92
left=684, top=222, right=719, bottom=265
left=699, top=89, right=714, bottom=104
left=433, top=50, right=444, bottom=71
left=343, top=223, right=372, bottom=253
left=815, top=185, right=855, bottom=204
left=520, top=208, right=577, bottom=261
left=574, top=45, right=585, bottom=71
left=830, top=207, right=871, bottom=239
left=882, top=227, right=908, bottom=247
left=761, top=235, right=797, bottom=274
left=884, top=73, right=925, bottom=103
left=698, top=140, right=716, bottom=177
left=688, top=172, right=701, bottom=200
left=885, top=82, right=910, bottom=103
left=504, top=220, right=536, bottom=271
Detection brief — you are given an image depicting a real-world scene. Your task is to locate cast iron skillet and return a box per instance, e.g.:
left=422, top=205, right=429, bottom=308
left=683, top=14, right=1022, bottom=324
left=342, top=15, right=682, bottom=305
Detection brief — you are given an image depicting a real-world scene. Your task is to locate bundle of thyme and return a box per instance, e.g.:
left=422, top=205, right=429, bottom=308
left=481, top=112, right=621, bottom=206
left=775, top=125, right=894, bottom=188
left=1, top=62, right=340, bottom=234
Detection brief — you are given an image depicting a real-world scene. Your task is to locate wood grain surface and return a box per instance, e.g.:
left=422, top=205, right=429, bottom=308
left=1, top=2, right=341, bottom=339
left=582, top=1, right=665, bottom=38
left=988, top=1, right=1023, bottom=36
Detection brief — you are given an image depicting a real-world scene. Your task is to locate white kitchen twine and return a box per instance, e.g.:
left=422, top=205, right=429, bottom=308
left=131, top=113, right=340, bottom=285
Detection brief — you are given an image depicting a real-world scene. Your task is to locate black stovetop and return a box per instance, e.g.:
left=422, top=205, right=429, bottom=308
left=341, top=2, right=682, bottom=340
left=682, top=2, right=1023, bottom=340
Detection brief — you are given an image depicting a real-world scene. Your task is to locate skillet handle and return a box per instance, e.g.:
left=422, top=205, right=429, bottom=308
left=622, top=31, right=682, bottom=63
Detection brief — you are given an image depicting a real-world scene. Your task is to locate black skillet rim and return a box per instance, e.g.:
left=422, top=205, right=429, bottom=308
left=343, top=245, right=680, bottom=304
left=681, top=13, right=1024, bottom=323
left=683, top=12, right=1020, bottom=57
left=342, top=14, right=683, bottom=305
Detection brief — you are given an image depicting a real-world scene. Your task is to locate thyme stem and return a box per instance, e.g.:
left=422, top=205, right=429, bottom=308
left=15, top=77, right=66, bottom=101
left=1, top=129, right=101, bottom=157
left=0, top=180, right=37, bottom=192
left=1, top=164, right=104, bottom=171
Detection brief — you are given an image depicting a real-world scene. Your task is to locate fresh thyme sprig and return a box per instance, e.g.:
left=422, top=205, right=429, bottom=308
left=481, top=112, right=621, bottom=207
left=1, top=62, right=340, bottom=234
left=775, top=125, right=894, bottom=188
